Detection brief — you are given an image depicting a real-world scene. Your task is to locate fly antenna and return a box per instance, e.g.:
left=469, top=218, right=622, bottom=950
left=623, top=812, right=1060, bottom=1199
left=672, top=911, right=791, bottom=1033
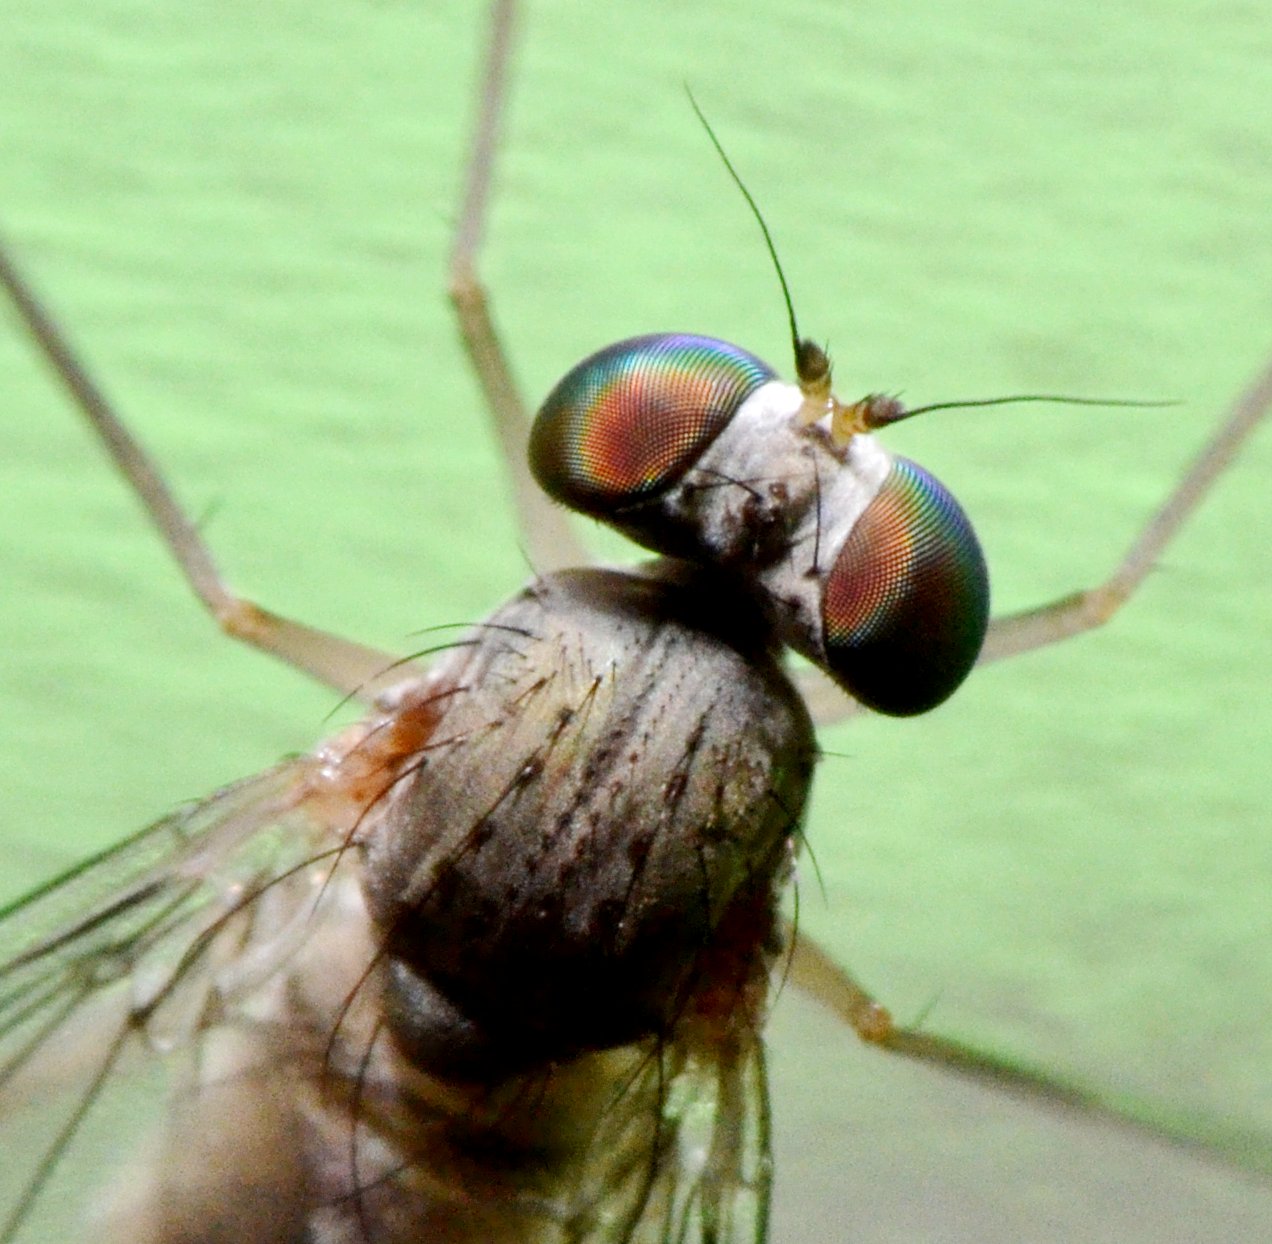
left=894, top=393, right=1175, bottom=420
left=843, top=391, right=1175, bottom=434
left=686, top=89, right=832, bottom=409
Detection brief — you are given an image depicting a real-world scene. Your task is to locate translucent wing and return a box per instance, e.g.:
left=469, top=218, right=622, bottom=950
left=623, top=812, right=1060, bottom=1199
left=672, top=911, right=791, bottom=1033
left=545, top=1028, right=774, bottom=1244
left=0, top=756, right=336, bottom=1241
left=661, top=1036, right=774, bottom=1244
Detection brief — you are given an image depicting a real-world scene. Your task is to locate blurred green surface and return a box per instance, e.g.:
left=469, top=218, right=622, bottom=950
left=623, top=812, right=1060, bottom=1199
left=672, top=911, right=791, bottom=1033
left=0, top=1, right=1270, bottom=1240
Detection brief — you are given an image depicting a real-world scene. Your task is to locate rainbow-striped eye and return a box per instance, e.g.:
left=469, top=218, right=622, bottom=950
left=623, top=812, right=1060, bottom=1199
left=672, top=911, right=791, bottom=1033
left=821, top=458, right=989, bottom=716
left=529, top=333, right=775, bottom=516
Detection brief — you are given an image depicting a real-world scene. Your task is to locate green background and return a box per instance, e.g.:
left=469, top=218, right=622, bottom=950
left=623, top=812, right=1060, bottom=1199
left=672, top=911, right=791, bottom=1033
left=1, top=1, right=1270, bottom=1239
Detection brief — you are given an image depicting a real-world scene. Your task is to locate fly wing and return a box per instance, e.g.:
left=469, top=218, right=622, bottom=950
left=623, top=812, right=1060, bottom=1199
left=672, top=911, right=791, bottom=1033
left=0, top=756, right=336, bottom=1241
left=569, top=1031, right=773, bottom=1244
left=663, top=1038, right=773, bottom=1244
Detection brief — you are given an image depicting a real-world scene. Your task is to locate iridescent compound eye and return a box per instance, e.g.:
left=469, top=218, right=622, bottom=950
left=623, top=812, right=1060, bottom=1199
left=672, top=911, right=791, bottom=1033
left=822, top=458, right=989, bottom=716
left=529, top=333, right=775, bottom=516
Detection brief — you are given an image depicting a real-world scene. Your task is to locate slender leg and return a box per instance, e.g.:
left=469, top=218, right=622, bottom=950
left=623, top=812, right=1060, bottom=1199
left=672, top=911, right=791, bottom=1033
left=1, top=0, right=588, bottom=696
left=446, top=0, right=589, bottom=574
left=978, top=350, right=1272, bottom=663
left=802, top=350, right=1272, bottom=726
left=0, top=244, right=410, bottom=702
left=783, top=930, right=1263, bottom=1170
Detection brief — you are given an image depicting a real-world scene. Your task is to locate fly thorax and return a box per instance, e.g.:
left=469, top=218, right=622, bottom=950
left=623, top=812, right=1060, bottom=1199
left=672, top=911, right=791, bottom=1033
left=359, top=566, right=815, bottom=1080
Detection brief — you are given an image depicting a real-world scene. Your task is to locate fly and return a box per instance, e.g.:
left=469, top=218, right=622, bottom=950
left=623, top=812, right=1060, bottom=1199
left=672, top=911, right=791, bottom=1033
left=2, top=2, right=1271, bottom=1242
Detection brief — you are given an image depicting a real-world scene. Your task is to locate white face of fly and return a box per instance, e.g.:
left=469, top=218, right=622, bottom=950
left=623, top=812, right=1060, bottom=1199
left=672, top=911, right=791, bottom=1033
left=656, top=377, right=894, bottom=565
